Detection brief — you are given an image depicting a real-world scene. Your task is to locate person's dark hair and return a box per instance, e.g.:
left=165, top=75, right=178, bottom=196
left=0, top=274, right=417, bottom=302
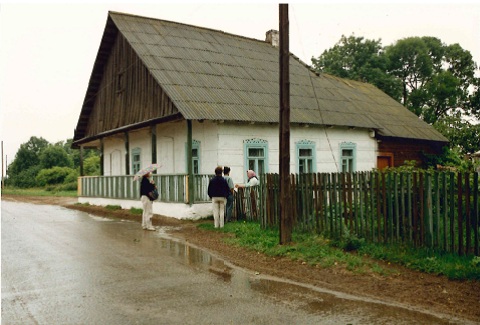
left=215, top=166, right=223, bottom=176
left=223, top=166, right=231, bottom=174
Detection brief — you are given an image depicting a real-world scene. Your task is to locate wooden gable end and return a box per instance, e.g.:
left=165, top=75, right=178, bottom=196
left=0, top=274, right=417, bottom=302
left=84, top=32, right=179, bottom=138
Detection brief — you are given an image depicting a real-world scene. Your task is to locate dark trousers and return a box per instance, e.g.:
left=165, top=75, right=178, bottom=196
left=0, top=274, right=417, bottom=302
left=225, top=194, right=234, bottom=222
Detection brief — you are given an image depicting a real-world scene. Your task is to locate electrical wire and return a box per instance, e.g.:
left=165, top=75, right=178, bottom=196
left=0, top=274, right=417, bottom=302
left=291, top=5, right=339, bottom=172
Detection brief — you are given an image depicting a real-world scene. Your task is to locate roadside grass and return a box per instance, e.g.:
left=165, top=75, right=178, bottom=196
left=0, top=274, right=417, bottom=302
left=105, top=205, right=122, bottom=211
left=74, top=202, right=90, bottom=207
left=130, top=207, right=143, bottom=214
left=198, top=221, right=480, bottom=280
left=198, top=221, right=396, bottom=276
left=2, top=187, right=77, bottom=197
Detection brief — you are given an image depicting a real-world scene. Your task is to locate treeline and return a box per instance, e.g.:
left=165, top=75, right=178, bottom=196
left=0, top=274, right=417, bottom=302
left=312, top=35, right=480, bottom=157
left=5, top=137, right=99, bottom=190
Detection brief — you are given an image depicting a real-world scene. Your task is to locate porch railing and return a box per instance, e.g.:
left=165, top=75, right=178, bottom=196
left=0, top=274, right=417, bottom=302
left=79, top=174, right=214, bottom=204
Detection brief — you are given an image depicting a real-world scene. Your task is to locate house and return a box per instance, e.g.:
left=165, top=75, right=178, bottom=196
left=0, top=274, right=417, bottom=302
left=72, top=11, right=448, bottom=219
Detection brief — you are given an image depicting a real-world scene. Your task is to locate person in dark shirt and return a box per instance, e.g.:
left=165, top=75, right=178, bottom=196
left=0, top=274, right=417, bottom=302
left=207, top=166, right=231, bottom=228
left=140, top=172, right=156, bottom=231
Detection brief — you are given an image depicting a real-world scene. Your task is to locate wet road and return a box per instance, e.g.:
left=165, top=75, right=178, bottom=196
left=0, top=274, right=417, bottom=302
left=1, top=201, right=468, bottom=324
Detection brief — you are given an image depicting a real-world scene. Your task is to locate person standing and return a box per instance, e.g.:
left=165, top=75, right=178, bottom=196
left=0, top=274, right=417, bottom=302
left=207, top=166, right=231, bottom=228
left=223, top=166, right=235, bottom=223
left=235, top=170, right=259, bottom=188
left=140, top=172, right=156, bottom=231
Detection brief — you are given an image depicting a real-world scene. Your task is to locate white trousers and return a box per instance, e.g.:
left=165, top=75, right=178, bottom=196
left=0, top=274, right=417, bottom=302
left=141, top=195, right=153, bottom=228
left=212, top=197, right=226, bottom=228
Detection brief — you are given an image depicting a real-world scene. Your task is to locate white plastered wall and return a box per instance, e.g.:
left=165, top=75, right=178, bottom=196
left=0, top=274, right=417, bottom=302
left=217, top=122, right=378, bottom=185
left=156, top=120, right=219, bottom=175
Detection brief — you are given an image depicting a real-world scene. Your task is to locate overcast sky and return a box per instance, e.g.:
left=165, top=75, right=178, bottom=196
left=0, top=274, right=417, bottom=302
left=1, top=2, right=479, bottom=173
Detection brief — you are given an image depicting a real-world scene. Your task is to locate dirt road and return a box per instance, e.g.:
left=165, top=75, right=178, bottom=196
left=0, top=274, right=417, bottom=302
left=2, top=194, right=479, bottom=323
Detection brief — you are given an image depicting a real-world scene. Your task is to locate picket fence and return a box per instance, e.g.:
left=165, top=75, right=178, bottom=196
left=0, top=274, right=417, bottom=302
left=236, top=171, right=479, bottom=257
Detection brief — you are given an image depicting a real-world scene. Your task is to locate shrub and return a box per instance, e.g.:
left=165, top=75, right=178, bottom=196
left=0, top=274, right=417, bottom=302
left=64, top=169, right=80, bottom=184
left=35, top=166, right=76, bottom=187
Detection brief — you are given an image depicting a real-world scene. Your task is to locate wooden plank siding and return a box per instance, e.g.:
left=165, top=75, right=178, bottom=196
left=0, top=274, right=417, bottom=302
left=84, top=32, right=179, bottom=138
left=378, top=137, right=444, bottom=167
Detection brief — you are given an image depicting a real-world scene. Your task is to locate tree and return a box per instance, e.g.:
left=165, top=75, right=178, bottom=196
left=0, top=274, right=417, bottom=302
left=39, top=145, right=73, bottom=169
left=63, top=138, right=99, bottom=169
left=83, top=155, right=100, bottom=176
left=434, top=115, right=480, bottom=155
left=8, top=136, right=49, bottom=176
left=385, top=37, right=479, bottom=123
left=312, top=34, right=402, bottom=101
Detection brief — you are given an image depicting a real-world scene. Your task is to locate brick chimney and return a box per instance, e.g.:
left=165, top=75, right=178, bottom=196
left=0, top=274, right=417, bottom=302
left=265, top=29, right=279, bottom=47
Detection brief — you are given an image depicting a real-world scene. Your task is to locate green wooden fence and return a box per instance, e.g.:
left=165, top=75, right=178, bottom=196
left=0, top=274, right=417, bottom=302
left=79, top=174, right=214, bottom=204
left=257, top=171, right=480, bottom=256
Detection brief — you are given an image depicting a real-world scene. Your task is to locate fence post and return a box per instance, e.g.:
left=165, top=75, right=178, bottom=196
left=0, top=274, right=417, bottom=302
left=407, top=173, right=412, bottom=245
left=394, top=172, right=400, bottom=242
left=434, top=172, right=440, bottom=248
left=465, top=172, right=471, bottom=254
left=458, top=172, right=463, bottom=256
left=442, top=172, right=448, bottom=251
left=473, top=172, right=479, bottom=256
left=425, top=173, right=433, bottom=248
left=450, top=172, right=456, bottom=253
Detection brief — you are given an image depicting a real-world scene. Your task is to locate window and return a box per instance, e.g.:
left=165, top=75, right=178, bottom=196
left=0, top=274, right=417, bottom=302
left=296, top=140, right=316, bottom=173
left=132, top=147, right=141, bottom=174
left=244, top=139, right=268, bottom=177
left=185, top=140, right=200, bottom=174
left=339, top=142, right=356, bottom=172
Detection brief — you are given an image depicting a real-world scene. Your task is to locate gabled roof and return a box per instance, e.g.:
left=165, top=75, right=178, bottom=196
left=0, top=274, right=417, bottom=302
left=74, top=11, right=448, bottom=143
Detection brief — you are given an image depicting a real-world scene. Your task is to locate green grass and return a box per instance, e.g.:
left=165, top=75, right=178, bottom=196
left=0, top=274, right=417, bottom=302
left=198, top=221, right=395, bottom=276
left=199, top=221, right=480, bottom=280
left=105, top=205, right=122, bottom=211
left=129, top=207, right=143, bottom=214
left=74, top=202, right=90, bottom=207
left=2, top=187, right=77, bottom=197
left=355, top=242, right=480, bottom=280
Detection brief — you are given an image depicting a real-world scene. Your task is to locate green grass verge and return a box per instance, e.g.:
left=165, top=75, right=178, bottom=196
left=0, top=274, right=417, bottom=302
left=105, top=205, right=122, bottom=211
left=198, top=221, right=480, bottom=280
left=129, top=207, right=143, bottom=214
left=198, top=221, right=396, bottom=276
left=2, top=187, right=77, bottom=197
left=74, top=202, right=90, bottom=207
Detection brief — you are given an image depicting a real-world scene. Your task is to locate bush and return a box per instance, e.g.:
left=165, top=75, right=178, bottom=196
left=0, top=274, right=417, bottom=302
left=8, top=165, right=42, bottom=188
left=35, top=166, right=76, bottom=187
left=64, top=169, right=80, bottom=184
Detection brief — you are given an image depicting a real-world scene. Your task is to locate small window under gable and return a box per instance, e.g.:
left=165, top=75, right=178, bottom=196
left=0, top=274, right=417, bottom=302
left=296, top=140, right=316, bottom=174
left=185, top=140, right=200, bottom=174
left=132, top=147, right=141, bottom=175
left=339, top=142, right=356, bottom=172
left=244, top=139, right=268, bottom=177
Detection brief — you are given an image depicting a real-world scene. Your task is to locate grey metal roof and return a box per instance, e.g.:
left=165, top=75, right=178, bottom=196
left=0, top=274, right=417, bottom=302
left=108, top=12, right=447, bottom=142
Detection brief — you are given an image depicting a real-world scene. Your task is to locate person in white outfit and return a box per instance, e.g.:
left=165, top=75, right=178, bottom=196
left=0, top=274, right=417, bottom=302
left=140, top=172, right=156, bottom=230
left=207, top=166, right=231, bottom=228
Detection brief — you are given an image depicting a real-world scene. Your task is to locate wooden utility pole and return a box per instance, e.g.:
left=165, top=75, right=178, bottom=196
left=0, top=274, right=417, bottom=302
left=279, top=3, right=292, bottom=244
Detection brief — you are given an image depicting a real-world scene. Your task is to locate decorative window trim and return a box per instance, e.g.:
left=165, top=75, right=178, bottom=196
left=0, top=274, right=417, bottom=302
left=185, top=140, right=201, bottom=174
left=296, top=140, right=317, bottom=173
left=244, top=139, right=269, bottom=180
left=339, top=142, right=356, bottom=172
left=131, top=147, right=141, bottom=175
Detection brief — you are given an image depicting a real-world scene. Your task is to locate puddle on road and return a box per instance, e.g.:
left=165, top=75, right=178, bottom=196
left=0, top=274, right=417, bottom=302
left=80, top=211, right=466, bottom=325
left=149, top=230, right=465, bottom=325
